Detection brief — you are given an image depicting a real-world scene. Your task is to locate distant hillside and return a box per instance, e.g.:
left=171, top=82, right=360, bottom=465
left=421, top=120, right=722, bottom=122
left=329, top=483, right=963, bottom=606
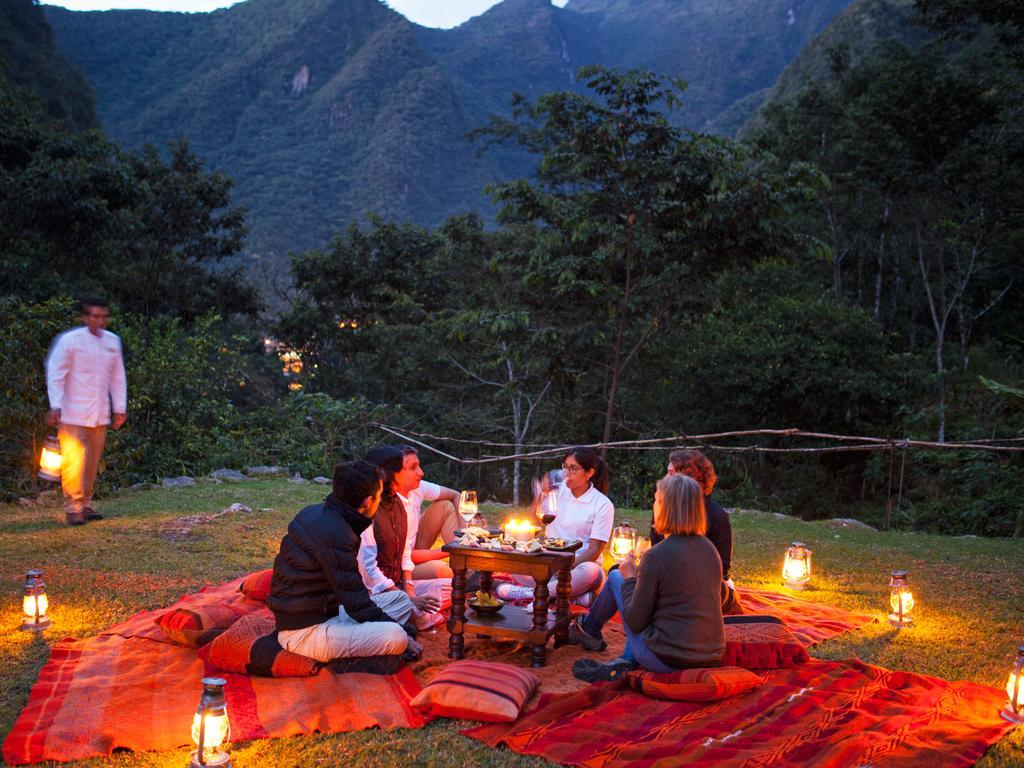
left=0, top=0, right=95, bottom=129
left=740, top=0, right=934, bottom=137
left=45, top=0, right=853, bottom=259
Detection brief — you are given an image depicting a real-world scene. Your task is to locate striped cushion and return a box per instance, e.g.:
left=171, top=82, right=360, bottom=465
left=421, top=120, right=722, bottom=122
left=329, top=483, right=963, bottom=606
left=239, top=568, right=273, bottom=602
left=410, top=661, right=540, bottom=722
left=626, top=666, right=762, bottom=701
left=198, top=609, right=320, bottom=678
left=155, top=603, right=247, bottom=647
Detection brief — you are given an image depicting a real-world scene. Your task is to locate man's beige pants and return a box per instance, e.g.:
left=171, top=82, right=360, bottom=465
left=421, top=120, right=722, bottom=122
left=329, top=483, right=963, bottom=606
left=277, top=590, right=415, bottom=663
left=58, top=423, right=107, bottom=514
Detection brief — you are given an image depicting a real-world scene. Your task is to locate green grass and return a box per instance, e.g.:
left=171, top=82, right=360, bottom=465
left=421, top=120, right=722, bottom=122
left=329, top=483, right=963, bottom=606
left=2, top=480, right=1023, bottom=767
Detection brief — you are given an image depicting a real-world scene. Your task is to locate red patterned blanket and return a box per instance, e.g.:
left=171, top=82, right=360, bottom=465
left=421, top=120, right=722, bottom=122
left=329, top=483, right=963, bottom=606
left=466, top=659, right=1017, bottom=768
left=2, top=578, right=427, bottom=766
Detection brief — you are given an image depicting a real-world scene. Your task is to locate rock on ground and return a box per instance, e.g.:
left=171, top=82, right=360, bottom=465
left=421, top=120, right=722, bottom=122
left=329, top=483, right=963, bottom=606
left=209, top=468, right=248, bottom=482
left=162, top=476, right=195, bottom=487
left=245, top=465, right=285, bottom=476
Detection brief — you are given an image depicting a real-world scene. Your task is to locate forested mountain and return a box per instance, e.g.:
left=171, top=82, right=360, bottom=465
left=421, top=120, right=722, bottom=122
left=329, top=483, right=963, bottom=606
left=0, top=0, right=95, bottom=129
left=44, top=0, right=852, bottom=257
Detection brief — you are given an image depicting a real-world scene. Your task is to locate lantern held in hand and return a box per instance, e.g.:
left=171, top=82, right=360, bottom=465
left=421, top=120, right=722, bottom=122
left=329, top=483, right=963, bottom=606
left=609, top=522, right=637, bottom=563
left=1002, top=645, right=1024, bottom=724
left=38, top=435, right=62, bottom=483
left=20, top=569, right=50, bottom=632
left=888, top=570, right=915, bottom=628
left=189, top=677, right=231, bottom=768
left=782, top=542, right=812, bottom=589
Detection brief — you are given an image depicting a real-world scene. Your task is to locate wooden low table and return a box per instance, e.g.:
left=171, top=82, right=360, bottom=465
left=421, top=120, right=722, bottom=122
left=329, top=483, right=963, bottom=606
left=444, top=540, right=582, bottom=667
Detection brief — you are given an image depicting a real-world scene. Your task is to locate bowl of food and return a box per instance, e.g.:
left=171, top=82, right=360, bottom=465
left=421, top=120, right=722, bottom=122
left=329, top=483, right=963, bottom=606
left=468, top=590, right=504, bottom=614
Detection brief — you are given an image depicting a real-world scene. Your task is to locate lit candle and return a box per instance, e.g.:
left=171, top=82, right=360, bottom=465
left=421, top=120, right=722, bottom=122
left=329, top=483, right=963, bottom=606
left=503, top=517, right=539, bottom=543
left=1001, top=645, right=1024, bottom=724
left=190, top=677, right=231, bottom=768
left=20, top=569, right=50, bottom=632
left=888, top=570, right=915, bottom=628
left=782, top=542, right=812, bottom=589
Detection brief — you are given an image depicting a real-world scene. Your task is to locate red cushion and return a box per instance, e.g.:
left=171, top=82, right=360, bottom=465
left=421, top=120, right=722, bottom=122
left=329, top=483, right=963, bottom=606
left=626, top=666, right=762, bottom=701
left=722, top=615, right=810, bottom=668
left=198, top=609, right=320, bottom=678
left=410, top=660, right=540, bottom=722
left=155, top=603, right=248, bottom=647
left=238, top=569, right=273, bottom=602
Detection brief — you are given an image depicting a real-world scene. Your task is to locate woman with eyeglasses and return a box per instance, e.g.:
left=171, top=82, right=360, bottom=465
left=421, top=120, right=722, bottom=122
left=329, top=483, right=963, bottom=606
left=496, top=446, right=613, bottom=605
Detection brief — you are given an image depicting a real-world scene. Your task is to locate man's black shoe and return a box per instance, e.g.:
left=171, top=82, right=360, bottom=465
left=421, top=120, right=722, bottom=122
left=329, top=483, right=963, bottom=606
left=66, top=511, right=85, bottom=526
left=83, top=507, right=104, bottom=521
left=329, top=655, right=405, bottom=675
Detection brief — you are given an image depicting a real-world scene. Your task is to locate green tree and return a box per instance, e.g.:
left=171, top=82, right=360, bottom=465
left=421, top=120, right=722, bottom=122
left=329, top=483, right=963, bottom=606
left=476, top=66, right=819, bottom=456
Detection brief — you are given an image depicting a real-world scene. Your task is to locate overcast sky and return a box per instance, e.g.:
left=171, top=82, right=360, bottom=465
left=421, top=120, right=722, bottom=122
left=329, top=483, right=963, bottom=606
left=45, top=0, right=569, bottom=28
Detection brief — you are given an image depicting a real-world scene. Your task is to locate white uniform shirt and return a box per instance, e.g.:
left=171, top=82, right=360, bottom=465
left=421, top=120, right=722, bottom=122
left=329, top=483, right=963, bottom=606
left=358, top=481, right=442, bottom=594
left=546, top=482, right=615, bottom=548
left=46, top=327, right=127, bottom=427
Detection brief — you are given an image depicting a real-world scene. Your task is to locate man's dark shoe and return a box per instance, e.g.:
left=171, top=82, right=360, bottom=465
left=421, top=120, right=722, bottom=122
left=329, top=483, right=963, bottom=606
left=65, top=511, right=85, bottom=526
left=567, top=615, right=607, bottom=652
left=330, top=655, right=405, bottom=675
left=572, top=657, right=636, bottom=683
left=82, top=507, right=104, bottom=521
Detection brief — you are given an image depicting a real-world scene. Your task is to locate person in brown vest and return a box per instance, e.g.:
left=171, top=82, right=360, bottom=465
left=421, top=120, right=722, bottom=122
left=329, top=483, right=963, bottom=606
left=359, top=446, right=450, bottom=629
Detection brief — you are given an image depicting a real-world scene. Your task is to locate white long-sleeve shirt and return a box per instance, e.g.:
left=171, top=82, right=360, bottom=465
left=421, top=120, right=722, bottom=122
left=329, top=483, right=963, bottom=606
left=46, top=327, right=127, bottom=427
left=358, top=481, right=443, bottom=594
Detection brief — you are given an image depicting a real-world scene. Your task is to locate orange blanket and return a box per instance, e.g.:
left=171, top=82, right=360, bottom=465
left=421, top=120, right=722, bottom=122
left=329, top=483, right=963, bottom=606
left=466, top=659, right=1017, bottom=767
left=2, top=578, right=427, bottom=766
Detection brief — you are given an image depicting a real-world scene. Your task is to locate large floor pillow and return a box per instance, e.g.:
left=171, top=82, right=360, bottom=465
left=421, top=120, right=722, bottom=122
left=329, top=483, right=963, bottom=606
left=722, top=615, right=810, bottom=668
left=198, top=608, right=320, bottom=678
left=238, top=568, right=273, bottom=602
left=410, top=661, right=540, bottom=722
left=155, top=602, right=251, bottom=647
left=626, top=665, right=763, bottom=701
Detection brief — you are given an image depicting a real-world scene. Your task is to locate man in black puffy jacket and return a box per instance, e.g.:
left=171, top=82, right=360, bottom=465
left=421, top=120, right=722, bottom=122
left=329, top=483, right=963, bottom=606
left=268, top=459, right=421, bottom=663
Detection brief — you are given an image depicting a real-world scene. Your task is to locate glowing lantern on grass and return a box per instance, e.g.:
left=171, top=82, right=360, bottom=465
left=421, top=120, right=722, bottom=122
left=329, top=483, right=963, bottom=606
left=888, top=570, right=915, bottom=628
left=782, top=542, right=812, bottom=589
left=1002, top=645, right=1024, bottom=724
left=20, top=569, right=50, bottom=632
left=609, top=522, right=637, bottom=562
left=38, top=436, right=62, bottom=482
left=190, top=677, right=231, bottom=768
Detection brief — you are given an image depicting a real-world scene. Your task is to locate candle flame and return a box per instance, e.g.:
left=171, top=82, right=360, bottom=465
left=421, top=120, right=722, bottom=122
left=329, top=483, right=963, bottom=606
left=23, top=593, right=48, bottom=620
left=192, top=711, right=230, bottom=751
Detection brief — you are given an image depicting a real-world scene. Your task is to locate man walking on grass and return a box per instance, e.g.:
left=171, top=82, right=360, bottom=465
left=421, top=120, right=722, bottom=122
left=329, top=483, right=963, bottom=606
left=45, top=298, right=127, bottom=526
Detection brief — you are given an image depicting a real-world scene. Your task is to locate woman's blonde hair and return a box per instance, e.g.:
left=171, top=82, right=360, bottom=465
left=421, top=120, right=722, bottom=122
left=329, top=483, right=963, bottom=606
left=654, top=474, right=706, bottom=536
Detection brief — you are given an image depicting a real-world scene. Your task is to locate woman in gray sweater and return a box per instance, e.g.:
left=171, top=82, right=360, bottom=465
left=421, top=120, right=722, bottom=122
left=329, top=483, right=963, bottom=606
left=569, top=474, right=725, bottom=681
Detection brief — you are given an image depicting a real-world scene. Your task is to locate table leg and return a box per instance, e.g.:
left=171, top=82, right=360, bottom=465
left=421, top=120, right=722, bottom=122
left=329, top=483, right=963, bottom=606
left=531, top=579, right=550, bottom=667
left=554, top=565, right=572, bottom=645
left=449, top=566, right=467, bottom=660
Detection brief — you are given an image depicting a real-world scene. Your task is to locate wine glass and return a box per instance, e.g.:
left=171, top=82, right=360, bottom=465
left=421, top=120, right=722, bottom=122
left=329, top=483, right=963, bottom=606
left=540, top=490, right=558, bottom=526
left=633, top=536, right=652, bottom=563
left=458, top=490, right=478, bottom=527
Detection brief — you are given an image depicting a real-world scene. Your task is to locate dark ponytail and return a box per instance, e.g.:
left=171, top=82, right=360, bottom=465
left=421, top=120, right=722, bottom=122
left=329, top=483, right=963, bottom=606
left=568, top=446, right=610, bottom=495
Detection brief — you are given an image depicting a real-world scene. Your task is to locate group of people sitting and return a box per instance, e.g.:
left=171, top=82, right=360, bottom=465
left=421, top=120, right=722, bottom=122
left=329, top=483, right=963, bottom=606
left=266, top=443, right=738, bottom=679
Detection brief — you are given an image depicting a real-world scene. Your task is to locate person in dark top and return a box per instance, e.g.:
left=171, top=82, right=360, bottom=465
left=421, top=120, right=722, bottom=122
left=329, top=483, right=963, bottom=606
left=568, top=474, right=725, bottom=681
left=651, top=449, right=741, bottom=614
left=268, top=460, right=421, bottom=666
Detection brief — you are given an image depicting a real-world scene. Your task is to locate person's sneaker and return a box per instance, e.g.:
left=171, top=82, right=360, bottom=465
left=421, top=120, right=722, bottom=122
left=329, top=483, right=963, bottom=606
left=330, top=655, right=404, bottom=675
left=495, top=583, right=535, bottom=601
left=82, top=507, right=103, bottom=521
left=572, top=657, right=636, bottom=683
left=567, top=615, right=607, bottom=652
left=65, top=511, right=85, bottom=526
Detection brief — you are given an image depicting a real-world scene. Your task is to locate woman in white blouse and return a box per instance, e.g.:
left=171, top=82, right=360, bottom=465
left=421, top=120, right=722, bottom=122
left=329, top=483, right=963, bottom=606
left=497, top=446, right=614, bottom=605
